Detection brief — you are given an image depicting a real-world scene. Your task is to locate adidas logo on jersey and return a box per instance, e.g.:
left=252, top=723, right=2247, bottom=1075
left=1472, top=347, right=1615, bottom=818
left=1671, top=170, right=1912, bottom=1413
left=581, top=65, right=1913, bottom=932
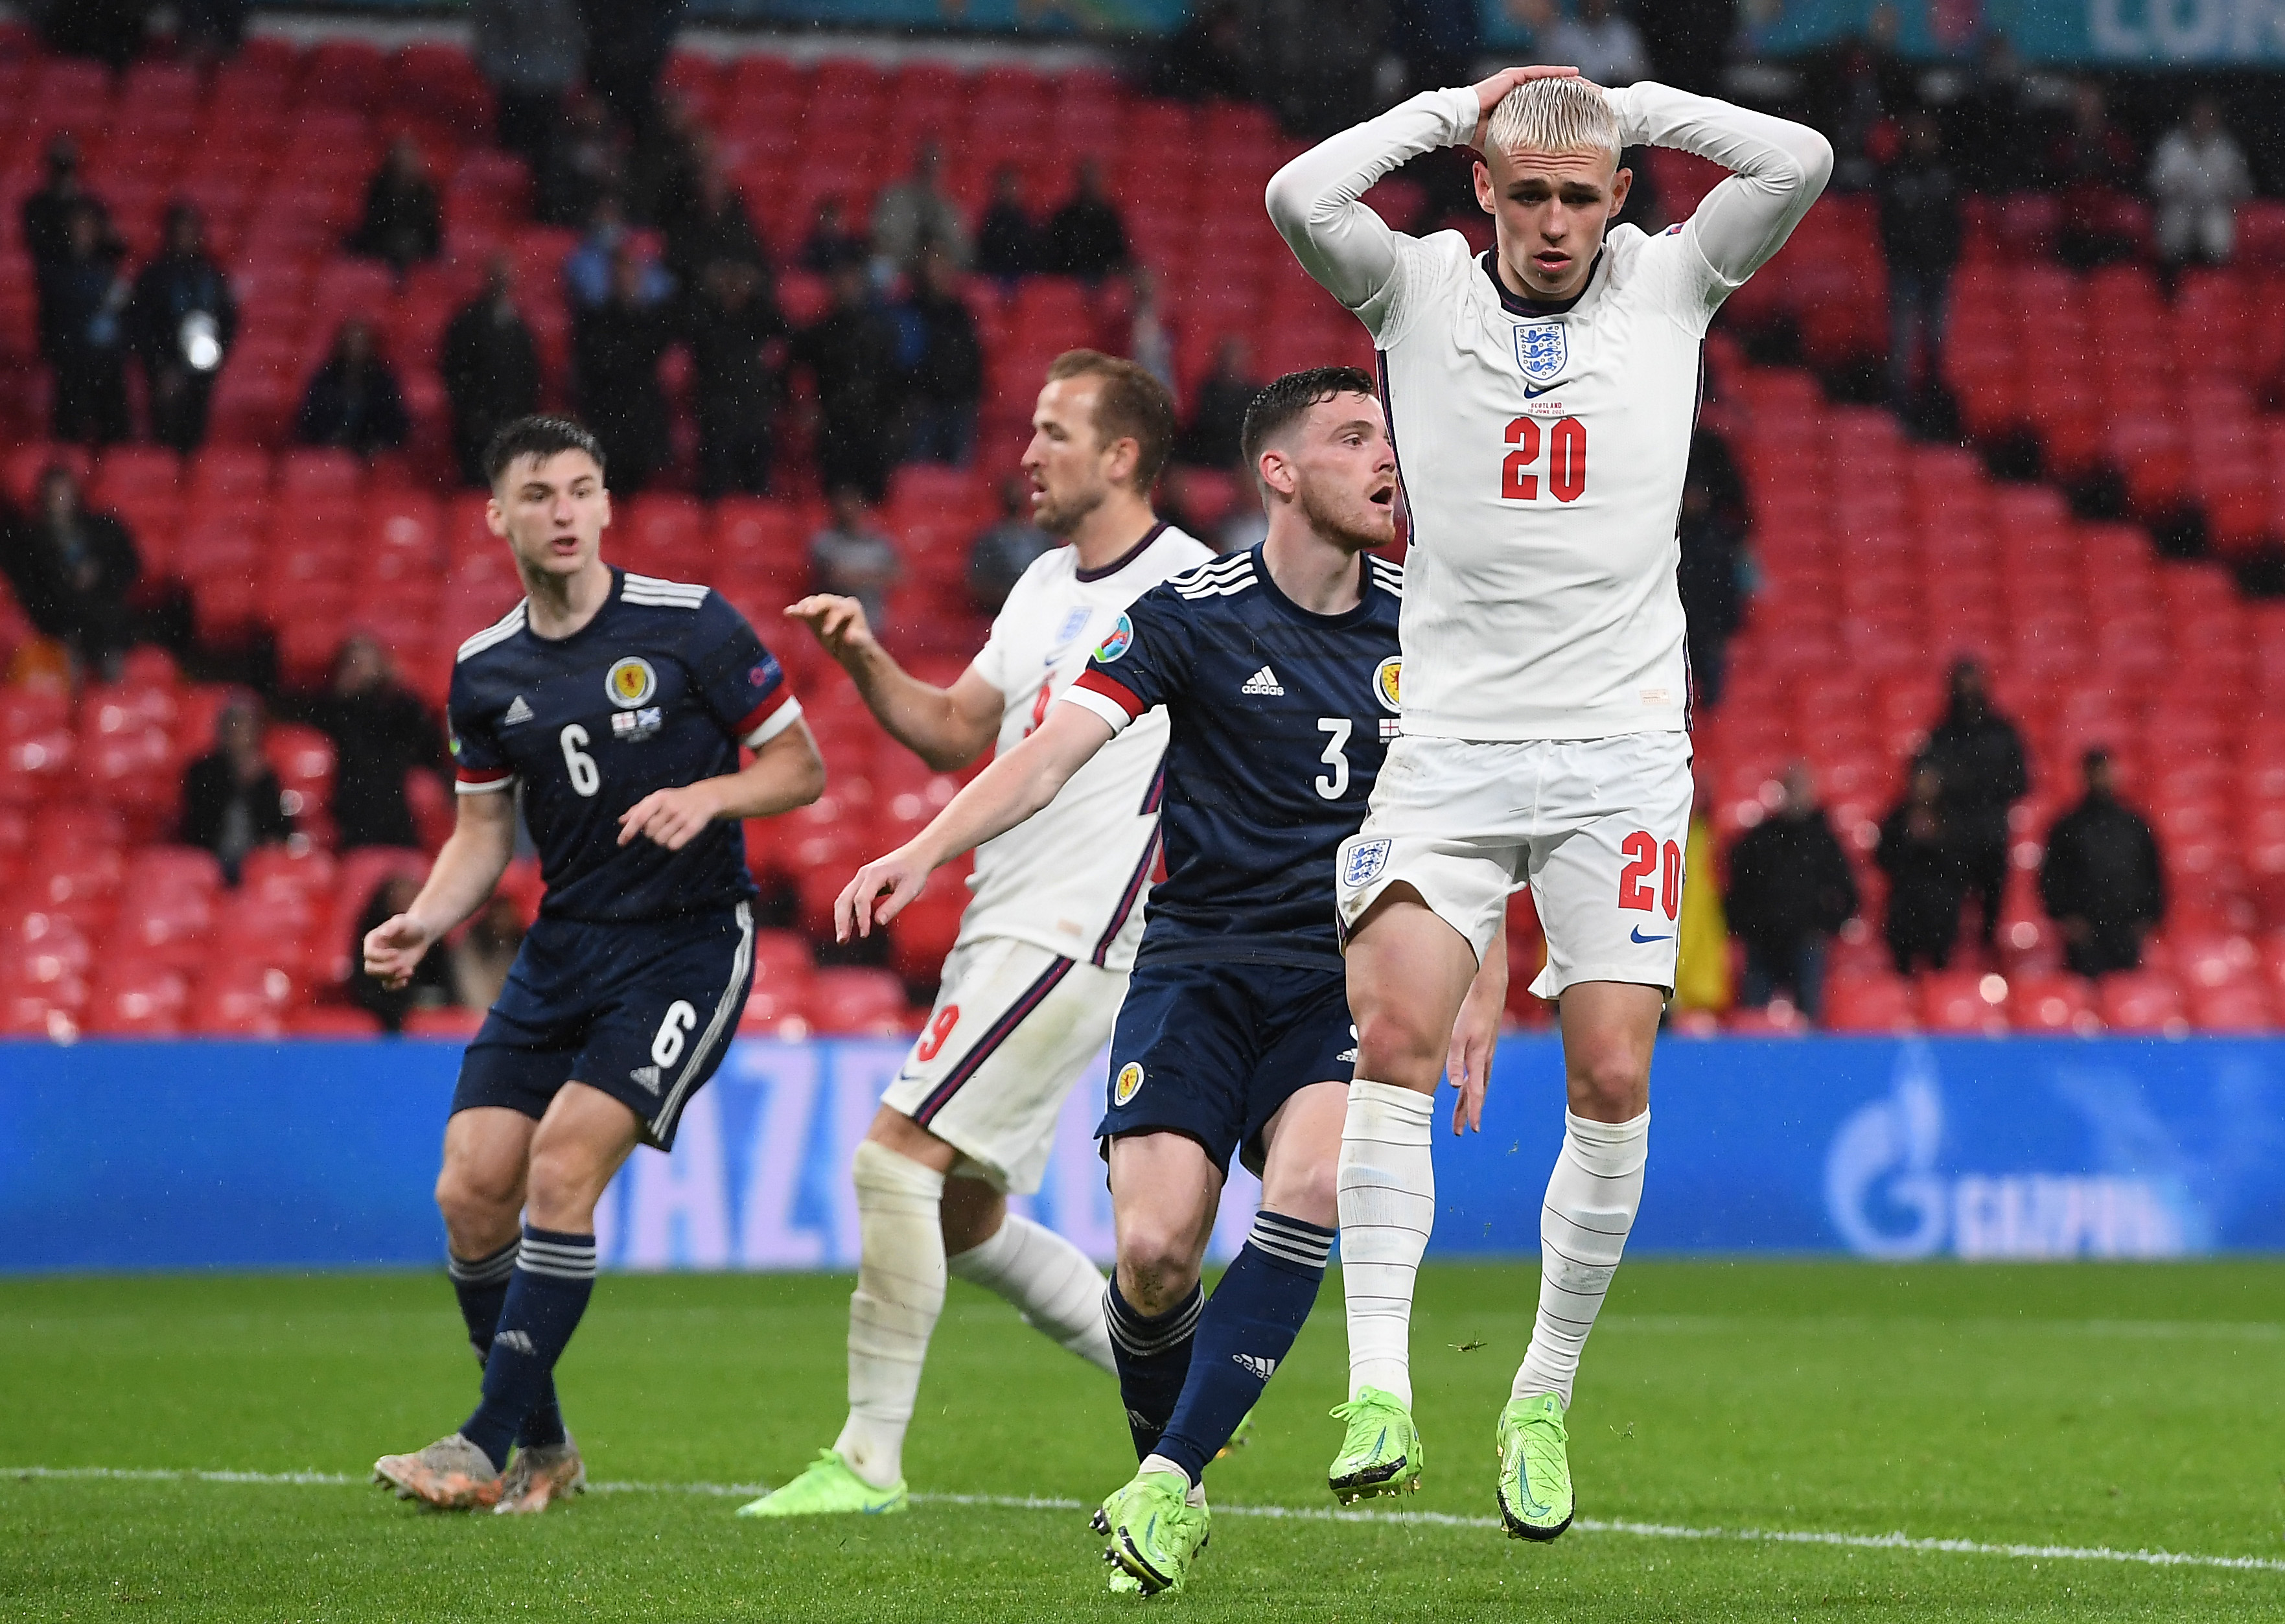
left=500, top=695, right=535, bottom=726
left=1233, top=1352, right=1277, bottom=1380
left=630, top=1063, right=664, bottom=1094
left=1240, top=666, right=1284, bottom=696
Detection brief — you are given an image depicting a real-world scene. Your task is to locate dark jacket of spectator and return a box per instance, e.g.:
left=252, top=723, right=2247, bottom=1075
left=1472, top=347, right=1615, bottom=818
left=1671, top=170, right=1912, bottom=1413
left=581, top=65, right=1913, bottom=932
left=2052, top=84, right=2139, bottom=268
left=664, top=163, right=769, bottom=286
left=574, top=253, right=676, bottom=493
left=795, top=266, right=903, bottom=502
left=1041, top=162, right=1128, bottom=280
left=1877, top=127, right=1963, bottom=278
left=472, top=0, right=583, bottom=166
left=281, top=636, right=446, bottom=852
left=3, top=467, right=140, bottom=675
left=2039, top=755, right=2164, bottom=979
left=905, top=273, right=984, bottom=410
left=1877, top=766, right=1964, bottom=975
left=130, top=206, right=237, bottom=454
left=349, top=874, right=455, bottom=1032
left=1916, top=662, right=2027, bottom=944
left=179, top=704, right=295, bottom=883
left=974, top=167, right=1038, bottom=281
left=441, top=262, right=544, bottom=486
left=1181, top=339, right=1258, bottom=468
left=1675, top=482, right=1744, bottom=710
left=967, top=480, right=1053, bottom=614
left=685, top=259, right=787, bottom=498
left=297, top=321, right=411, bottom=456
left=347, top=139, right=445, bottom=273
left=1152, top=1, right=1251, bottom=100
left=36, top=205, right=131, bottom=446
left=1728, top=802, right=1859, bottom=960
left=798, top=196, right=870, bottom=277
left=21, top=137, right=119, bottom=270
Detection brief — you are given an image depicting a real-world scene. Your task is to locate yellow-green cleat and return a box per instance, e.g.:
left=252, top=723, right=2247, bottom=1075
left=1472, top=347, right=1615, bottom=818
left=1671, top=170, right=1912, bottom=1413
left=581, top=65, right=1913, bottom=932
left=1091, top=1469, right=1209, bottom=1597
left=1326, top=1386, right=1422, bottom=1503
left=1495, top=1392, right=1573, bottom=1540
left=734, top=1448, right=907, bottom=1518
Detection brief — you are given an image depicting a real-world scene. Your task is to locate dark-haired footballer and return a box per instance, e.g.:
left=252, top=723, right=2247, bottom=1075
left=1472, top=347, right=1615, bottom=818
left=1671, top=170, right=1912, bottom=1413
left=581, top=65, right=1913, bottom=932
left=833, top=370, right=1507, bottom=1595
left=365, top=415, right=826, bottom=1513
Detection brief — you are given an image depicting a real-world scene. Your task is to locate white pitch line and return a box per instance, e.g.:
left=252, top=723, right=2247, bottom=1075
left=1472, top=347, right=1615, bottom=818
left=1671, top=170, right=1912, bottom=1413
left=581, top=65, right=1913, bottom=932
left=7, top=1467, right=2282, bottom=1575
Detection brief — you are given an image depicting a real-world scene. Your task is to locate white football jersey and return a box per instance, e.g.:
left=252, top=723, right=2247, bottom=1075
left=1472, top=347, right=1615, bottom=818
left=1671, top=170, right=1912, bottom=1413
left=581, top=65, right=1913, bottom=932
left=958, top=522, right=1214, bottom=970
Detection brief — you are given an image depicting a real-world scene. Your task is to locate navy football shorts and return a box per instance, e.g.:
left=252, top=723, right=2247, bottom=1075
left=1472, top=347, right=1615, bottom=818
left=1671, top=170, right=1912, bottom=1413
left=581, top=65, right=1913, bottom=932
left=1096, top=958, right=1356, bottom=1177
left=453, top=901, right=756, bottom=1152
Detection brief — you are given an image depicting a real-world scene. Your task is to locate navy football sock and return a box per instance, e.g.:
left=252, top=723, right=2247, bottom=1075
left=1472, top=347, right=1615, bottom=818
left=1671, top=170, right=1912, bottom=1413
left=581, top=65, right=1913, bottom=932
left=458, top=1227, right=596, bottom=1472
left=448, top=1242, right=568, bottom=1450
left=1154, top=1212, right=1335, bottom=1485
left=1105, top=1277, right=1203, bottom=1463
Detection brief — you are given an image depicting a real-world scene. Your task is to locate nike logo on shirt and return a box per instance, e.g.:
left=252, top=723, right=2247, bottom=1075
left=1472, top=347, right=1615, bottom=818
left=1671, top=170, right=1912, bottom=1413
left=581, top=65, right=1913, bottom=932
left=1630, top=926, right=1673, bottom=944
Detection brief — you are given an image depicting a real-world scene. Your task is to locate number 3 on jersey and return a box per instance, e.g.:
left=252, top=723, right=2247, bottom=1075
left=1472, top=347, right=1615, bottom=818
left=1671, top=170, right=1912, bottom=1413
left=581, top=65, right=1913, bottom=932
left=1502, top=416, right=1586, bottom=504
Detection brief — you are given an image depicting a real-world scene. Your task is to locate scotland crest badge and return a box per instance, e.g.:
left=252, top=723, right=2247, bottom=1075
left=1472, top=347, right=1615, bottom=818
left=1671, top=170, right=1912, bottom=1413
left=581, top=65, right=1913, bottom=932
left=1513, top=321, right=1567, bottom=386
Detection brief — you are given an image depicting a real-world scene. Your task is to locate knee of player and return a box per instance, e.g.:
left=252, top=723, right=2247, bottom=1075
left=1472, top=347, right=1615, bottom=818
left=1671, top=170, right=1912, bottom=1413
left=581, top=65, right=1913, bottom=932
left=1115, top=1229, right=1203, bottom=1312
left=522, top=1143, right=605, bottom=1227
left=1566, top=1043, right=1650, bottom=1119
left=1352, top=1004, right=1444, bottom=1086
left=434, top=1161, right=516, bottom=1231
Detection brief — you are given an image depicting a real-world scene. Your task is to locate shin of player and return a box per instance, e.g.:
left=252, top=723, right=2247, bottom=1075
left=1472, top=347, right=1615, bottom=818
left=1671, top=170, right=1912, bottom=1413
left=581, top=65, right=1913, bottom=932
left=367, top=417, right=826, bottom=1513
left=740, top=354, right=1211, bottom=1518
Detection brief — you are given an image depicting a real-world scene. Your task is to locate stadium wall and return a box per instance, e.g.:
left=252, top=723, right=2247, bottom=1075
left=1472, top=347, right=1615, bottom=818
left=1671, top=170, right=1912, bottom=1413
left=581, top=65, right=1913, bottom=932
left=3, top=1034, right=2280, bottom=1273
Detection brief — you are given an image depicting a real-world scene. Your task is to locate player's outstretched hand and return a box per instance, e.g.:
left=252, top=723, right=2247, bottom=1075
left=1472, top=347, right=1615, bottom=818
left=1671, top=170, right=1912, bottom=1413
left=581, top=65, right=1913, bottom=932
left=835, top=846, right=931, bottom=942
left=1446, top=995, right=1496, bottom=1135
left=785, top=594, right=877, bottom=667
left=1468, top=64, right=1581, bottom=149
left=618, top=782, right=723, bottom=851
left=362, top=912, right=434, bottom=992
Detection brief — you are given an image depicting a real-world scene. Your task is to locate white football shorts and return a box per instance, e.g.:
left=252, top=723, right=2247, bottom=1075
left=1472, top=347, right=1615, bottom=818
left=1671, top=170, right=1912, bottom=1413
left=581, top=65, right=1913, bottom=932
left=1334, top=732, right=1695, bottom=1000
left=877, top=934, right=1123, bottom=1194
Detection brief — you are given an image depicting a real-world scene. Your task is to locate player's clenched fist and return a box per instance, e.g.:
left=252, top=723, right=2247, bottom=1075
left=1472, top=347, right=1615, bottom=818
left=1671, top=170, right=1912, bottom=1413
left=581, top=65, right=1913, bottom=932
left=1468, top=64, right=1583, bottom=148
left=784, top=594, right=877, bottom=666
left=835, top=846, right=931, bottom=941
left=362, top=912, right=434, bottom=991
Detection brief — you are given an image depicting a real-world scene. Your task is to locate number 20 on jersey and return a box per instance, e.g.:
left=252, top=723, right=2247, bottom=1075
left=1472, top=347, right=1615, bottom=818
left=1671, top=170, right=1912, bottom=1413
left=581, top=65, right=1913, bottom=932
left=1502, top=416, right=1586, bottom=504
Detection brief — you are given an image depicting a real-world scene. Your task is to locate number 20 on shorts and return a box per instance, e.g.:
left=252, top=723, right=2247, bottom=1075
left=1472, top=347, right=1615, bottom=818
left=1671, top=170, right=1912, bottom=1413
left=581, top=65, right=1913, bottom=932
left=1502, top=416, right=1586, bottom=504
left=1618, top=831, right=1682, bottom=922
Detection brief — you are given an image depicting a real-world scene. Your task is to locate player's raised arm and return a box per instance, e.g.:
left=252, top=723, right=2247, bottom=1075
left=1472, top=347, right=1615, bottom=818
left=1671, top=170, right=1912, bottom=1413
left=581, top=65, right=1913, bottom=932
left=1266, top=66, right=1576, bottom=316
left=362, top=787, right=518, bottom=990
left=786, top=594, right=1002, bottom=771
left=1607, top=79, right=1833, bottom=285
left=836, top=701, right=1115, bottom=940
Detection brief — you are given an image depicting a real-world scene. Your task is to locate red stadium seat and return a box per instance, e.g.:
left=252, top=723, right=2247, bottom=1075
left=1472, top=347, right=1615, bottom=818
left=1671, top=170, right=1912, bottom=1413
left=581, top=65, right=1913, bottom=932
left=2097, top=972, right=2186, bottom=1035
left=1823, top=973, right=1917, bottom=1033
left=809, top=967, right=912, bottom=1036
left=404, top=1006, right=487, bottom=1039
left=1920, top=970, right=2008, bottom=1034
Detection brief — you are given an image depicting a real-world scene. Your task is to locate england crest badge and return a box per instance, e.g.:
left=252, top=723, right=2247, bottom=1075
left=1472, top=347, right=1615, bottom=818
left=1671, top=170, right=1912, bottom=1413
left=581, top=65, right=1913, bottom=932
left=1513, top=321, right=1566, bottom=386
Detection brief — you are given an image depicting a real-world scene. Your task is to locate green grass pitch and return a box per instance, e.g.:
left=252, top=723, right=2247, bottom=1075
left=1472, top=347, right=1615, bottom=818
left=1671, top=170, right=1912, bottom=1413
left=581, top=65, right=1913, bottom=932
left=5, top=1260, right=2283, bottom=1621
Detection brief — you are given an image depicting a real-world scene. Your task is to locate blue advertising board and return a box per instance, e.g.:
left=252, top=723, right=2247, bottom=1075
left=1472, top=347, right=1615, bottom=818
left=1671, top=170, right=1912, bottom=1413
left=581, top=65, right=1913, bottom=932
left=2, top=1034, right=2280, bottom=1273
left=1739, top=0, right=2285, bottom=67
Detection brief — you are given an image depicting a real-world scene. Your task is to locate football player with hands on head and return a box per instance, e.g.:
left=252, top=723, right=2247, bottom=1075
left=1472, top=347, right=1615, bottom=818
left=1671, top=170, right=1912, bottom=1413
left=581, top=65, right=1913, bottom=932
left=1269, top=63, right=1829, bottom=1537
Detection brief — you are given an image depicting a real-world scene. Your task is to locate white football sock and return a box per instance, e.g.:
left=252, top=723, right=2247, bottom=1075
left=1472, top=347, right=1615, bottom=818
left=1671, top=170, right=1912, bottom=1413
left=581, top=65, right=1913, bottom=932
left=947, top=1211, right=1116, bottom=1374
left=1338, top=1079, right=1436, bottom=1407
left=1513, top=1109, right=1650, bottom=1409
left=833, top=1141, right=947, bottom=1490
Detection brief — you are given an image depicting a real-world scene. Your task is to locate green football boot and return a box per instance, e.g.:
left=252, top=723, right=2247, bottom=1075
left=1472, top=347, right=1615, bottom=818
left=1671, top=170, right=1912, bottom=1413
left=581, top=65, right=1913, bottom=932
left=1325, top=1386, right=1423, bottom=1503
left=734, top=1449, right=908, bottom=1518
left=1091, top=1469, right=1209, bottom=1597
left=1495, top=1392, right=1574, bottom=1540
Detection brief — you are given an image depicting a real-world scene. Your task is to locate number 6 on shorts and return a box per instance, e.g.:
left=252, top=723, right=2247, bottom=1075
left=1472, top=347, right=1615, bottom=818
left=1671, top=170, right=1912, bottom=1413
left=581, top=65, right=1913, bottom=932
left=651, top=1000, right=698, bottom=1068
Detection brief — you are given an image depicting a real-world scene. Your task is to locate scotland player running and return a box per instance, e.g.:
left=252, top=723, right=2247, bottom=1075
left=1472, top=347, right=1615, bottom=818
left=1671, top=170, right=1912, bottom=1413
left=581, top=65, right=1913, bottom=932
left=1270, top=70, right=1829, bottom=1535
left=739, top=353, right=1210, bottom=1518
left=365, top=417, right=824, bottom=1513
left=835, top=370, right=1503, bottom=1596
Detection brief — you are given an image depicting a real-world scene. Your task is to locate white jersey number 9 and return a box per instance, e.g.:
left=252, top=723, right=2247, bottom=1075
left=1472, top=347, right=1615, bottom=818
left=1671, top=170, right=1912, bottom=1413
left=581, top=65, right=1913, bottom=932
left=1315, top=717, right=1353, bottom=800
left=1502, top=415, right=1588, bottom=504
left=560, top=723, right=601, bottom=796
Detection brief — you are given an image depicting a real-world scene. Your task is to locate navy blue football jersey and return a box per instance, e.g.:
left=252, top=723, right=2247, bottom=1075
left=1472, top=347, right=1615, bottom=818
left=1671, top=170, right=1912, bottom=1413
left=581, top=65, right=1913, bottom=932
left=1064, top=545, right=1403, bottom=968
left=447, top=570, right=801, bottom=923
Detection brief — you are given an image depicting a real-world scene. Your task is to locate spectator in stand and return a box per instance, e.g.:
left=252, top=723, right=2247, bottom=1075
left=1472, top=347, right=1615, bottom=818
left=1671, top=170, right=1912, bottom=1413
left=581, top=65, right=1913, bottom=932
left=539, top=93, right=628, bottom=227
left=440, top=255, right=543, bottom=488
left=1954, top=32, right=2027, bottom=194
left=1674, top=445, right=1745, bottom=709
left=664, top=153, right=769, bottom=288
left=130, top=202, right=237, bottom=454
left=1815, top=22, right=1912, bottom=192
left=1877, top=113, right=1962, bottom=417
left=575, top=0, right=685, bottom=140
left=1725, top=763, right=1859, bottom=1022
left=685, top=258, right=787, bottom=498
left=564, top=193, right=672, bottom=310
left=974, top=165, right=1038, bottom=283
left=38, top=0, right=150, bottom=71
left=2053, top=82, right=2138, bottom=270
left=2039, top=748, right=2164, bottom=979
left=1179, top=336, right=1259, bottom=469
left=2150, top=98, right=2252, bottom=273
left=798, top=194, right=871, bottom=277
left=1154, top=0, right=1251, bottom=100
left=1916, top=657, right=2027, bottom=954
left=1386, top=0, right=1478, bottom=100
left=281, top=633, right=447, bottom=852
left=472, top=0, right=584, bottom=169
left=296, top=318, right=412, bottom=457
left=966, top=474, right=1053, bottom=614
left=2, top=463, right=141, bottom=681
left=900, top=249, right=983, bottom=468
left=452, top=892, right=529, bottom=1011
left=350, top=872, right=456, bottom=1031
left=36, top=203, right=132, bottom=447
left=628, top=89, right=709, bottom=231
left=796, top=262, right=903, bottom=502
left=179, top=697, right=294, bottom=886
left=21, top=136, right=120, bottom=272
left=347, top=137, right=444, bottom=275
left=1041, top=157, right=1129, bottom=282
left=574, top=246, right=676, bottom=494
left=872, top=142, right=971, bottom=278
left=808, top=487, right=903, bottom=631
left=1532, top=0, right=1647, bottom=86
left=1122, top=264, right=1178, bottom=397
left=1877, top=763, right=1964, bottom=975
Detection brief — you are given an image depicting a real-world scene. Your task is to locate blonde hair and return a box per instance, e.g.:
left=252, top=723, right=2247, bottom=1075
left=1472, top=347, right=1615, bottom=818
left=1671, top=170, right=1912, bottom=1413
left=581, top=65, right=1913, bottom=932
left=1485, top=76, right=1621, bottom=165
